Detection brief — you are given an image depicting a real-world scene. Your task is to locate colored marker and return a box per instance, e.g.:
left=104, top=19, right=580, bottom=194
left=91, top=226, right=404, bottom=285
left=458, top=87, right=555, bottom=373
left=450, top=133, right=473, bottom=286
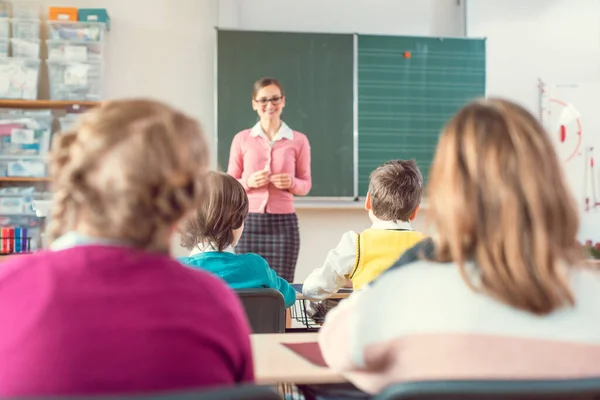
left=21, top=227, right=28, bottom=252
left=14, top=227, right=22, bottom=253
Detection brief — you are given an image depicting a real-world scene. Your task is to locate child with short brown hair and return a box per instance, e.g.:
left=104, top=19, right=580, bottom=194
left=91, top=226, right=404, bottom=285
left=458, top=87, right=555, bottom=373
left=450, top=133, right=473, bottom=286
left=179, top=171, right=296, bottom=308
left=303, top=160, right=426, bottom=305
left=0, top=99, right=254, bottom=397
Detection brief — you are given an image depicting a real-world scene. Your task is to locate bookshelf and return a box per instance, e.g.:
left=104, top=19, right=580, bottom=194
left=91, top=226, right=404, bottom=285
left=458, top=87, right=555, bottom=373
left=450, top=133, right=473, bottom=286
left=0, top=100, right=98, bottom=254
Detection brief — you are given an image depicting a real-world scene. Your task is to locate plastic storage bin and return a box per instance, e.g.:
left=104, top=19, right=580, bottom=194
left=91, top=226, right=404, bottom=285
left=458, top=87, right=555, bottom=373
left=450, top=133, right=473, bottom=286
left=0, top=116, right=51, bottom=156
left=11, top=19, right=39, bottom=40
left=48, top=21, right=105, bottom=42
left=0, top=38, right=8, bottom=56
left=58, top=114, right=78, bottom=131
left=0, top=58, right=39, bottom=99
left=47, top=60, right=102, bottom=101
left=10, top=38, right=38, bottom=57
left=0, top=18, right=8, bottom=38
left=0, top=2, right=10, bottom=18
left=46, top=40, right=103, bottom=61
left=6, top=159, right=46, bottom=177
left=11, top=1, right=40, bottom=19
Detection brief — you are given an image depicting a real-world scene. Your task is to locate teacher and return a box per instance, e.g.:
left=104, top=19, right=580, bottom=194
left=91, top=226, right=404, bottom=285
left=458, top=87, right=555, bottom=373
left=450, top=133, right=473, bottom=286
left=227, top=77, right=312, bottom=283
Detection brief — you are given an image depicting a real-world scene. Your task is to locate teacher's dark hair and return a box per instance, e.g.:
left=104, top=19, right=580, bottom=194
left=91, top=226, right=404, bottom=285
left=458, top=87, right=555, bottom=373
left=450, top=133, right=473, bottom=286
left=180, top=171, right=249, bottom=251
left=252, top=77, right=285, bottom=99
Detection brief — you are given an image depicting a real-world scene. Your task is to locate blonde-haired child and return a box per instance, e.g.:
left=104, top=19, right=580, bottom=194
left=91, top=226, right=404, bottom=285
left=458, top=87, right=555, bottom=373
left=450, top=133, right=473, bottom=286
left=0, top=100, right=254, bottom=397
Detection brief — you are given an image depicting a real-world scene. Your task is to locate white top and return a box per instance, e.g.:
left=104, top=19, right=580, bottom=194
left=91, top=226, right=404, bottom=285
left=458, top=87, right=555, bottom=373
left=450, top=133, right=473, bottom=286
left=319, top=261, right=600, bottom=394
left=249, top=121, right=294, bottom=145
left=302, top=220, right=412, bottom=301
left=188, top=243, right=235, bottom=256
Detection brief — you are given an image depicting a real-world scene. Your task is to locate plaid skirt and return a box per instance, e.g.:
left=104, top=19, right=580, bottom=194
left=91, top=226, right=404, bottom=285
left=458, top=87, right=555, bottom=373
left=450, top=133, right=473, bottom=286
left=236, top=213, right=300, bottom=283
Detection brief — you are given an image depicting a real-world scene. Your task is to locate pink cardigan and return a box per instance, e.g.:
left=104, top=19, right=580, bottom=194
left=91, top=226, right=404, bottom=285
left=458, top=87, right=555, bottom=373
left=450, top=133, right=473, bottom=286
left=227, top=128, right=311, bottom=213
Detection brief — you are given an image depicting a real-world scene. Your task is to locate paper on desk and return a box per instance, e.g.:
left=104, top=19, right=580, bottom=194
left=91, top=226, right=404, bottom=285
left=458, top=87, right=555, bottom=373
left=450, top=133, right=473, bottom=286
left=281, top=342, right=328, bottom=368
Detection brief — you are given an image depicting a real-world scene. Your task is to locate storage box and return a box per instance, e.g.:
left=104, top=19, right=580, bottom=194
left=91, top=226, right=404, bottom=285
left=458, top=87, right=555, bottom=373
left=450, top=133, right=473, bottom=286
left=0, top=115, right=51, bottom=155
left=0, top=38, right=8, bottom=56
left=58, top=114, right=78, bottom=131
left=78, top=8, right=110, bottom=31
left=0, top=2, right=10, bottom=18
left=11, top=1, right=40, bottom=19
left=0, top=58, right=39, bottom=99
left=46, top=39, right=103, bottom=61
left=47, top=21, right=105, bottom=41
left=47, top=59, right=102, bottom=101
left=32, top=198, right=51, bottom=217
left=48, top=6, right=77, bottom=21
left=10, top=38, right=38, bottom=57
left=11, top=18, right=39, bottom=40
left=6, top=159, right=45, bottom=177
left=0, top=18, right=9, bottom=38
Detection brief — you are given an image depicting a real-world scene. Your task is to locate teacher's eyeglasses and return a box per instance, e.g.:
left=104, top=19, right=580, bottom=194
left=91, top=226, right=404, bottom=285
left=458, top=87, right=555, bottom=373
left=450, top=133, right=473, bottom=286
left=254, top=96, right=284, bottom=106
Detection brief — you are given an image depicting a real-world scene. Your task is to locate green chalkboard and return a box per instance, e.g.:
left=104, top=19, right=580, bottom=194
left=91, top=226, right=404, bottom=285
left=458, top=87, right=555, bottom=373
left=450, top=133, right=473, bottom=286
left=358, top=35, right=486, bottom=194
left=217, top=30, right=354, bottom=198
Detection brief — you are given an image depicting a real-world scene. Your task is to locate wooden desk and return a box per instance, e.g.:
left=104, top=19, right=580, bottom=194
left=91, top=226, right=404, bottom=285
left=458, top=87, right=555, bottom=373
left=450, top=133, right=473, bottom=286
left=251, top=332, right=346, bottom=385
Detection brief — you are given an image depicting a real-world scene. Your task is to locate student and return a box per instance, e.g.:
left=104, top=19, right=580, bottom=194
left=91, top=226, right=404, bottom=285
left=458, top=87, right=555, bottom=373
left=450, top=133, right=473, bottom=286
left=302, top=159, right=426, bottom=302
left=319, top=98, right=600, bottom=395
left=0, top=100, right=254, bottom=397
left=179, top=171, right=296, bottom=308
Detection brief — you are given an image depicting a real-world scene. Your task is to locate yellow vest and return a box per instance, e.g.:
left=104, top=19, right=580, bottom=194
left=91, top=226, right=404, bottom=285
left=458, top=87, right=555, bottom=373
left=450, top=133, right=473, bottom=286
left=350, top=229, right=426, bottom=290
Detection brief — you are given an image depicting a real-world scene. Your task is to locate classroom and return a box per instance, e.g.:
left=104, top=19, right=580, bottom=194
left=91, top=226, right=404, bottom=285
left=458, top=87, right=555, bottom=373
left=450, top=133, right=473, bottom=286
left=1, top=0, right=600, bottom=399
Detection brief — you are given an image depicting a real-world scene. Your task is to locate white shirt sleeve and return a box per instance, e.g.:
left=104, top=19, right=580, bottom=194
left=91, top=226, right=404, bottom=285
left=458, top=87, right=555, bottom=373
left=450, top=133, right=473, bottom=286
left=302, top=231, right=357, bottom=301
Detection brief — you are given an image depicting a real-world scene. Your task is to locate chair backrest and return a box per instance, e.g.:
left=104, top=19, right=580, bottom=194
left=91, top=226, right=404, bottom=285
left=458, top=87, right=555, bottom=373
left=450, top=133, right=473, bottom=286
left=38, top=384, right=281, bottom=400
left=235, top=288, right=285, bottom=333
left=375, top=379, right=600, bottom=400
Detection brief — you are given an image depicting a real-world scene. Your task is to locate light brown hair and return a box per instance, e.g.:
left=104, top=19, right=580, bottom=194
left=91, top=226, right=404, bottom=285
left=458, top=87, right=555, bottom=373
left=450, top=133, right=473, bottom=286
left=252, top=77, right=285, bottom=99
left=428, top=97, right=581, bottom=315
left=180, top=171, right=249, bottom=251
left=47, top=99, right=209, bottom=253
left=369, top=160, right=423, bottom=221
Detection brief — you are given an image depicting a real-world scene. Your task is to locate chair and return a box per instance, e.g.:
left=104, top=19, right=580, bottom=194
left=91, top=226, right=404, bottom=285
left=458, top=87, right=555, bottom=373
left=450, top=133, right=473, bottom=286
left=374, top=378, right=600, bottom=400
left=235, top=288, right=285, bottom=333
left=39, top=385, right=281, bottom=400
left=162, top=384, right=281, bottom=399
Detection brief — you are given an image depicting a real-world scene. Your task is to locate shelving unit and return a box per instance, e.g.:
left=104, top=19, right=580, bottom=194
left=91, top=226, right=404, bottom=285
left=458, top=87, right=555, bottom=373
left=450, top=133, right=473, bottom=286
left=0, top=99, right=99, bottom=254
left=0, top=99, right=99, bottom=109
left=0, top=176, right=51, bottom=182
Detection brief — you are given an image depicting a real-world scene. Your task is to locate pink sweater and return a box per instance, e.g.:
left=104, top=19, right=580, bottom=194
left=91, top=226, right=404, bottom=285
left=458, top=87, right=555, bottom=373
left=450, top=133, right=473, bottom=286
left=227, top=128, right=311, bottom=213
left=0, top=246, right=254, bottom=396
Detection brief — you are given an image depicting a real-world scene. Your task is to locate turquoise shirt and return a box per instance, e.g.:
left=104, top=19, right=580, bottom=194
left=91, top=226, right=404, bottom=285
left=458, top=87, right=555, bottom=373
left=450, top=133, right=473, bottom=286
left=178, top=251, right=296, bottom=308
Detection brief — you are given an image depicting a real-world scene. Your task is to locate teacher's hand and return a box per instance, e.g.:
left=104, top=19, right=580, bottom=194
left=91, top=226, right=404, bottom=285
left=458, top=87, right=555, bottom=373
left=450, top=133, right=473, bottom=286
left=270, top=173, right=293, bottom=189
left=247, top=170, right=270, bottom=188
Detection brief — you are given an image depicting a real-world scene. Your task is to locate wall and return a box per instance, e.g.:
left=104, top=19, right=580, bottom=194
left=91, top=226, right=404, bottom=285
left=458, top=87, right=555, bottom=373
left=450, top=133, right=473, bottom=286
left=467, top=0, right=600, bottom=115
left=218, top=0, right=465, bottom=37
left=467, top=0, right=600, bottom=242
